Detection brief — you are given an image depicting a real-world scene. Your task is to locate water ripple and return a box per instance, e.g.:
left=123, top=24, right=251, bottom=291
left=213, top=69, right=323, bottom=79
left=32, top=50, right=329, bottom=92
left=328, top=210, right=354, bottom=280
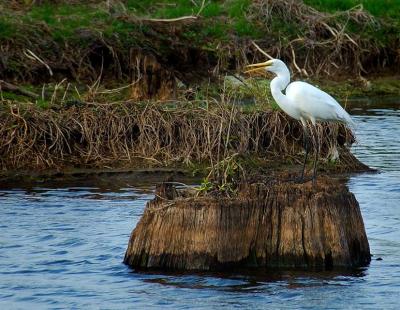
left=0, top=98, right=400, bottom=309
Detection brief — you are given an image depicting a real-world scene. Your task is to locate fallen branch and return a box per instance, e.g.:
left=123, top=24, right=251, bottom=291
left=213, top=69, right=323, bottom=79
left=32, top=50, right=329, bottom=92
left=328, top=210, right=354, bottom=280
left=0, top=80, right=39, bottom=99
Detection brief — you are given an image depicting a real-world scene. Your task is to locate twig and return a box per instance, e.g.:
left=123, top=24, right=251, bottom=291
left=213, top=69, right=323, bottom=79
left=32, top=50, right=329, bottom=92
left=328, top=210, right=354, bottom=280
left=196, top=0, right=206, bottom=16
left=139, top=16, right=198, bottom=23
left=24, top=49, right=53, bottom=76
left=96, top=82, right=138, bottom=94
left=251, top=41, right=274, bottom=60
left=290, top=45, right=302, bottom=75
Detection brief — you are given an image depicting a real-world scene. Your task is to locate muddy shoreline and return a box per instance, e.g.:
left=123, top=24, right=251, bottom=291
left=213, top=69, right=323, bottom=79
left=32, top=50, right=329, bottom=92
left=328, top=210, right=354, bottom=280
left=0, top=101, right=370, bottom=182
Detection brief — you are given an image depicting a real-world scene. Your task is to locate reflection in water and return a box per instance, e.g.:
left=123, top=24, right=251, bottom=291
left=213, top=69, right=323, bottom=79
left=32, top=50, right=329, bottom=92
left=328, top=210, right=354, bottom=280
left=0, top=97, right=399, bottom=309
left=142, top=268, right=367, bottom=292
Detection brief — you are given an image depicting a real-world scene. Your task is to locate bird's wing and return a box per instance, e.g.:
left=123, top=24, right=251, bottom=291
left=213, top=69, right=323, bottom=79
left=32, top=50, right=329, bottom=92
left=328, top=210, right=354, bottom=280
left=285, top=81, right=353, bottom=125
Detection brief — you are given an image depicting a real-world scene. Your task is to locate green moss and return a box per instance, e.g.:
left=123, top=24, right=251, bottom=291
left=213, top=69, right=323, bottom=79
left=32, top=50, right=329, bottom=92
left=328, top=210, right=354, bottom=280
left=23, top=3, right=103, bottom=41
left=4, top=0, right=400, bottom=44
left=126, top=0, right=154, bottom=13
left=234, top=18, right=262, bottom=37
left=0, top=91, right=29, bottom=102
left=125, top=0, right=260, bottom=39
left=104, top=19, right=140, bottom=43
left=228, top=0, right=251, bottom=18
left=0, top=17, right=15, bottom=39
left=269, top=17, right=303, bottom=41
left=304, top=0, right=400, bottom=19
left=202, top=3, right=223, bottom=17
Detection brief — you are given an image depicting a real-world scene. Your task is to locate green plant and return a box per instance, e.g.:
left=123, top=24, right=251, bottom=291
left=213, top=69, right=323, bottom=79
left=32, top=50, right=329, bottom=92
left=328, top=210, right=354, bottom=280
left=196, top=178, right=213, bottom=194
left=198, top=153, right=243, bottom=197
left=36, top=98, right=50, bottom=109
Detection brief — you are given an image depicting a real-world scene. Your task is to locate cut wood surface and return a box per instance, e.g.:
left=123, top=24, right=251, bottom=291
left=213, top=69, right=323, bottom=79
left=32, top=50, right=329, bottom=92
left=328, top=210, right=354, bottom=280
left=124, top=178, right=371, bottom=271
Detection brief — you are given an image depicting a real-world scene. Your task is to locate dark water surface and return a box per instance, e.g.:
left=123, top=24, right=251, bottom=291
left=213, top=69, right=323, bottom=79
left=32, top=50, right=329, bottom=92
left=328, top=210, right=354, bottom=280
left=1, top=98, right=399, bottom=309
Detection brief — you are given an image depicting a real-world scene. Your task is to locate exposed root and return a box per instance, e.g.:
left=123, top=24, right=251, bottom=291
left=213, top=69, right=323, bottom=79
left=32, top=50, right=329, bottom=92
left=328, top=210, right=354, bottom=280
left=246, top=0, right=394, bottom=76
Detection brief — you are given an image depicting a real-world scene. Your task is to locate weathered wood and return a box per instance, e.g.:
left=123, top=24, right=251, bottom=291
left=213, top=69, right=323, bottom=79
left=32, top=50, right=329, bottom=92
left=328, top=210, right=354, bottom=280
left=125, top=179, right=370, bottom=271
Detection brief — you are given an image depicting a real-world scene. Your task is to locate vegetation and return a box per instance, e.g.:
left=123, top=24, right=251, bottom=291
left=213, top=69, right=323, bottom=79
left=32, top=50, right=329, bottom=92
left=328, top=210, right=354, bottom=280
left=304, top=0, right=400, bottom=19
left=0, top=0, right=398, bottom=177
left=0, top=0, right=399, bottom=84
left=1, top=92, right=362, bottom=183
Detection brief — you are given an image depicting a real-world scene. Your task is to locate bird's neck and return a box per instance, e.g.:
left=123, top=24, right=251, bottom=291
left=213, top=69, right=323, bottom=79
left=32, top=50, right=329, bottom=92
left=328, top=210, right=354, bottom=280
left=270, top=71, right=297, bottom=118
left=271, top=70, right=290, bottom=93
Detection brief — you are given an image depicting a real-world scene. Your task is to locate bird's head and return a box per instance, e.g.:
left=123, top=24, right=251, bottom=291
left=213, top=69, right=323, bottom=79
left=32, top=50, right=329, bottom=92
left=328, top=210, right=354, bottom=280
left=244, top=59, right=288, bottom=76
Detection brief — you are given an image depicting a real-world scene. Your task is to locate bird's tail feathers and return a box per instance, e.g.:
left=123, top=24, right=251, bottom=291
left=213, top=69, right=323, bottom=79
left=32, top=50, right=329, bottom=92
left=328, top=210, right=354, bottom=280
left=341, top=111, right=356, bottom=129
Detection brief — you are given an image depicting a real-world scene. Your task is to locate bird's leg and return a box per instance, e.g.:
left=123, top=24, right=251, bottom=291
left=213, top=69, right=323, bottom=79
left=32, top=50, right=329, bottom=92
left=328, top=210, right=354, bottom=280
left=312, top=126, right=319, bottom=186
left=299, top=125, right=309, bottom=182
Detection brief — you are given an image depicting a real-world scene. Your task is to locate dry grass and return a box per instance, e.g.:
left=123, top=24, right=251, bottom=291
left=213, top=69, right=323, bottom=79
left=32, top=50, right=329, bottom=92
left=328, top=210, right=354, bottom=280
left=0, top=98, right=356, bottom=173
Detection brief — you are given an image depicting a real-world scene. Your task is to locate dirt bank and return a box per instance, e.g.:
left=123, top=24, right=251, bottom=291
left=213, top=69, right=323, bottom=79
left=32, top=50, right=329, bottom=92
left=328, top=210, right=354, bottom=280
left=1, top=0, right=399, bottom=90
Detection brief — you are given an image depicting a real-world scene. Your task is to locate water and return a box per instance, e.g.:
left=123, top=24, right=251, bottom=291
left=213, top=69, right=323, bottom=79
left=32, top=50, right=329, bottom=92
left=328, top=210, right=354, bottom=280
left=1, top=98, right=399, bottom=309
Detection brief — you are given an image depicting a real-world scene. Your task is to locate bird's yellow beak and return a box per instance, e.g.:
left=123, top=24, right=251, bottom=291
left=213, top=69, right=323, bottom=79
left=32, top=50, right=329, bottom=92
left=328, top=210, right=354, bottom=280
left=243, top=60, right=273, bottom=74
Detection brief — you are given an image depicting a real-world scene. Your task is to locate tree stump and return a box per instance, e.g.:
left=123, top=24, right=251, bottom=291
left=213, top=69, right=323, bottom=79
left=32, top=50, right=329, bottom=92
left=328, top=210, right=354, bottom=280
left=124, top=178, right=371, bottom=271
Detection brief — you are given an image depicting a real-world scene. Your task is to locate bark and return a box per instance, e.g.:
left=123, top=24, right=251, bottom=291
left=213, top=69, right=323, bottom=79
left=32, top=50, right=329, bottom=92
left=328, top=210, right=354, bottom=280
left=124, top=178, right=371, bottom=271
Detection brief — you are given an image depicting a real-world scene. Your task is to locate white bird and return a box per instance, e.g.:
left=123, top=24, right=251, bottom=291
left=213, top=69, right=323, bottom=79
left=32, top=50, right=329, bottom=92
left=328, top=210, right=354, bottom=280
left=244, top=59, right=355, bottom=183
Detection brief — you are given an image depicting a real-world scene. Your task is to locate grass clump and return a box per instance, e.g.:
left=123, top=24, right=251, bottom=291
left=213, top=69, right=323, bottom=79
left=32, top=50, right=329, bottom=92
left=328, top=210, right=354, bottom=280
left=0, top=92, right=356, bottom=174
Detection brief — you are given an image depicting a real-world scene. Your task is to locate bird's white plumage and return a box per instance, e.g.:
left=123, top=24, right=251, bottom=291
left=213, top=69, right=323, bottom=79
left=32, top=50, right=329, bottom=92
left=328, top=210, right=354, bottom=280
left=245, top=59, right=355, bottom=127
left=285, top=81, right=354, bottom=126
left=244, top=58, right=354, bottom=182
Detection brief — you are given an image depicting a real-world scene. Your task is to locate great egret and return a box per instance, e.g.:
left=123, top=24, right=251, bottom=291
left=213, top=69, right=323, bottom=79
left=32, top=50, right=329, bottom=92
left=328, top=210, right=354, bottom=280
left=244, top=59, right=355, bottom=183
